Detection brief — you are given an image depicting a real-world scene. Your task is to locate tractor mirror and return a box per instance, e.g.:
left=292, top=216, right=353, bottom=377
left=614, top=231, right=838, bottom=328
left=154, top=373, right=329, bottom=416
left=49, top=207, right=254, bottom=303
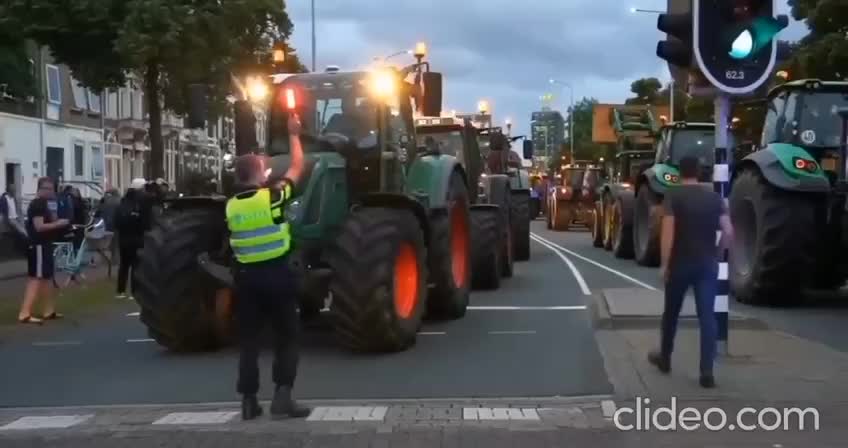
left=234, top=100, right=258, bottom=154
left=421, top=71, right=442, bottom=117
left=187, top=84, right=208, bottom=129
left=523, top=140, right=534, bottom=159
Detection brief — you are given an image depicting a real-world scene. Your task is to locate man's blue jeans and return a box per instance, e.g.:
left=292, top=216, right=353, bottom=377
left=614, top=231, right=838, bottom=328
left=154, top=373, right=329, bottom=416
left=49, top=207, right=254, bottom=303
left=662, top=262, right=718, bottom=375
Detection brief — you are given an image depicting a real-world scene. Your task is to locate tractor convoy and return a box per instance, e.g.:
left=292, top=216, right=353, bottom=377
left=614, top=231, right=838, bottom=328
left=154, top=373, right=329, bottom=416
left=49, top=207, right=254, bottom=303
left=546, top=160, right=602, bottom=231
left=577, top=80, right=848, bottom=307
left=132, top=54, right=535, bottom=354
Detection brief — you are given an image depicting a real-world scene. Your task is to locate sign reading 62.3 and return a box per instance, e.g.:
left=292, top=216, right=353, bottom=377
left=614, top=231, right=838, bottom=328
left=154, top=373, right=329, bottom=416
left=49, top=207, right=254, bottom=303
left=725, top=70, right=745, bottom=80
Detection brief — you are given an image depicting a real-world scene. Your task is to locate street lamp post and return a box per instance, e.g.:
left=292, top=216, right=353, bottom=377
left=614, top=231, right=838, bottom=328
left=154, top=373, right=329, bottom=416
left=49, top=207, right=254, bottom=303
left=311, top=0, right=316, bottom=72
left=549, top=78, right=574, bottom=161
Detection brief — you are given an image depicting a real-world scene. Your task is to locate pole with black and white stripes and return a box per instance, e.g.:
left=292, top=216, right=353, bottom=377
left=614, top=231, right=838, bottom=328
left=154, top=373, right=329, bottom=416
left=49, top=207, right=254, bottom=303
left=713, top=94, right=731, bottom=355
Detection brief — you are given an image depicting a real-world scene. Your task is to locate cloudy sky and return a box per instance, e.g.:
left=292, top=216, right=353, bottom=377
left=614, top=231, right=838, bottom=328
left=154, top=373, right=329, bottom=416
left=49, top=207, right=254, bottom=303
left=285, top=0, right=808, bottom=136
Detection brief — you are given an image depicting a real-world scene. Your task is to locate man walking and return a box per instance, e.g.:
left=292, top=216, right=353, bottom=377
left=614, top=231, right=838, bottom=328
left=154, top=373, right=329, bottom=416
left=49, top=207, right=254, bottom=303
left=649, top=156, right=734, bottom=388
left=18, top=177, right=70, bottom=324
left=114, top=179, right=148, bottom=299
left=226, top=113, right=307, bottom=421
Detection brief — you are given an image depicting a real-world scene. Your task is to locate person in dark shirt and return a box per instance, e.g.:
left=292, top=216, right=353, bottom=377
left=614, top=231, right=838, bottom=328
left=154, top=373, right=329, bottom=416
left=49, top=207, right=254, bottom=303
left=648, top=156, right=734, bottom=388
left=18, top=177, right=70, bottom=324
left=115, top=182, right=149, bottom=299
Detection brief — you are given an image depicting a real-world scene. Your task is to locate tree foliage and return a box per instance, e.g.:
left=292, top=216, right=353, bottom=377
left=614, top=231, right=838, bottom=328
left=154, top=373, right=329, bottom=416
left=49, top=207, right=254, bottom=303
left=625, top=77, right=663, bottom=105
left=0, top=28, right=37, bottom=99
left=2, top=0, right=305, bottom=179
left=787, top=0, right=848, bottom=80
left=551, top=96, right=613, bottom=170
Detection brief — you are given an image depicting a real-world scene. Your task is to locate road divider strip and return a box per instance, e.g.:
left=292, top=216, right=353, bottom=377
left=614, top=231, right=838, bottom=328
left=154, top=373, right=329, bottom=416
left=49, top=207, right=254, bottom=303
left=530, top=235, right=592, bottom=295
left=531, top=233, right=659, bottom=291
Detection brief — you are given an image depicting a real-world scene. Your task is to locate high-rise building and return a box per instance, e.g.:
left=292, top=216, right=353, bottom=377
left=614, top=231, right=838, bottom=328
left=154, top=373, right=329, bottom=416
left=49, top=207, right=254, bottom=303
left=530, top=107, right=565, bottom=162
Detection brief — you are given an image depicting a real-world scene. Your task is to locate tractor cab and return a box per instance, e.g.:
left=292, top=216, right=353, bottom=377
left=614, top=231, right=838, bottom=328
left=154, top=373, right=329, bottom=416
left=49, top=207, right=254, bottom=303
left=554, top=161, right=602, bottom=201
left=758, top=79, right=848, bottom=183
left=414, top=116, right=485, bottom=197
left=613, top=150, right=655, bottom=187
left=654, top=122, right=716, bottom=182
left=267, top=65, right=442, bottom=201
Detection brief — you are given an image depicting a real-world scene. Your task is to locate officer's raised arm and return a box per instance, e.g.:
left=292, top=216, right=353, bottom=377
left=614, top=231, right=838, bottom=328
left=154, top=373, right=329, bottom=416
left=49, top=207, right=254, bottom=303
left=283, top=113, right=305, bottom=186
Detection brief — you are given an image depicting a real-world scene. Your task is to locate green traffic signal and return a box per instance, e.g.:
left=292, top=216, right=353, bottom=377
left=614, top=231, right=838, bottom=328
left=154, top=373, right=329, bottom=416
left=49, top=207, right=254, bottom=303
left=728, top=16, right=788, bottom=60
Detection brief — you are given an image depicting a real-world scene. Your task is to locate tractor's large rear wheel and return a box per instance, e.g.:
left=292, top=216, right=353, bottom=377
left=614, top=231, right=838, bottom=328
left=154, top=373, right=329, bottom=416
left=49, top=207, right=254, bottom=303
left=486, top=176, right=513, bottom=278
left=470, top=207, right=501, bottom=290
left=552, top=201, right=572, bottom=231
left=633, top=185, right=661, bottom=266
left=510, top=190, right=531, bottom=261
left=592, top=200, right=604, bottom=248
left=134, top=208, right=233, bottom=352
left=327, top=207, right=427, bottom=352
left=428, top=172, right=471, bottom=319
left=729, top=169, right=820, bottom=305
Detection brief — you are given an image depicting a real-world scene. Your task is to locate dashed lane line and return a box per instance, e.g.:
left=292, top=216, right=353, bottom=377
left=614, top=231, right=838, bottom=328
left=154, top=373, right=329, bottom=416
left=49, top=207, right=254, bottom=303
left=417, top=331, right=447, bottom=336
left=530, top=235, right=592, bottom=295
left=126, top=311, right=140, bottom=317
left=31, top=341, right=82, bottom=347
left=487, top=330, right=537, bottom=335
left=531, top=233, right=659, bottom=291
left=467, top=305, right=586, bottom=311
left=126, top=338, right=155, bottom=343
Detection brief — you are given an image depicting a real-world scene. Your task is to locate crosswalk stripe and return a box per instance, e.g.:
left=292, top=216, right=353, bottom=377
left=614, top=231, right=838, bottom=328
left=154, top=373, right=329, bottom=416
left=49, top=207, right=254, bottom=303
left=153, top=411, right=239, bottom=425
left=0, top=415, right=93, bottom=430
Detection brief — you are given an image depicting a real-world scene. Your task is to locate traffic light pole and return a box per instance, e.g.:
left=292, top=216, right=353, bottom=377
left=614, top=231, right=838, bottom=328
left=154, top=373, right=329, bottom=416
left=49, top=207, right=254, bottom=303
left=713, top=94, right=731, bottom=356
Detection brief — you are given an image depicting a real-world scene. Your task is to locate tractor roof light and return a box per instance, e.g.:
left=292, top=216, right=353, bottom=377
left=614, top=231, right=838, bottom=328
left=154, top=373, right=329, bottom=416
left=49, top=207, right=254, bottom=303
left=246, top=76, right=269, bottom=103
left=370, top=70, right=396, bottom=99
left=414, top=42, right=428, bottom=59
left=272, top=42, right=286, bottom=64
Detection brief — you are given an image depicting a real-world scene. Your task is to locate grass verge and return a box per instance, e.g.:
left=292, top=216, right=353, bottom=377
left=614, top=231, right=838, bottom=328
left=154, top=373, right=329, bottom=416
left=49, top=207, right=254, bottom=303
left=0, top=278, right=118, bottom=326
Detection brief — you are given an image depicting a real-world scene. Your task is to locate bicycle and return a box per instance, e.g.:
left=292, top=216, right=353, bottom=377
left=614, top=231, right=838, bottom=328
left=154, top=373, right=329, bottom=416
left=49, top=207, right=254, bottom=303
left=52, top=217, right=114, bottom=289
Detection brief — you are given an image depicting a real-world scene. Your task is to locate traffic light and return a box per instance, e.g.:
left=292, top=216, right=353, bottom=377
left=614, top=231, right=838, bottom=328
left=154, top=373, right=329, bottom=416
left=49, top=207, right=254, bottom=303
left=694, top=0, right=788, bottom=94
left=656, top=12, right=693, bottom=69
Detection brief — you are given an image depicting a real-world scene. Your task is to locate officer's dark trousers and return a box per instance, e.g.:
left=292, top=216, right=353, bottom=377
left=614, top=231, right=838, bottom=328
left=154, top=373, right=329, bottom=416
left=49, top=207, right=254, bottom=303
left=661, top=261, right=718, bottom=375
left=234, top=258, right=299, bottom=396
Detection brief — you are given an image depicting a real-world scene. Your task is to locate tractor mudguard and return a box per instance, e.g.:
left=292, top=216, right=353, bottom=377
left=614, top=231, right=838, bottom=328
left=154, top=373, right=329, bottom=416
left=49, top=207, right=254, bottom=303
left=358, top=192, right=431, bottom=244
left=470, top=204, right=499, bottom=212
left=741, top=144, right=830, bottom=193
left=406, top=154, right=466, bottom=210
left=644, top=163, right=680, bottom=195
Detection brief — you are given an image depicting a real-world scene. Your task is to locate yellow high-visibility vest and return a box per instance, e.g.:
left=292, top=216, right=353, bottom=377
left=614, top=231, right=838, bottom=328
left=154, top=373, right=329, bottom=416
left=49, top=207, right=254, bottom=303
left=225, top=186, right=292, bottom=264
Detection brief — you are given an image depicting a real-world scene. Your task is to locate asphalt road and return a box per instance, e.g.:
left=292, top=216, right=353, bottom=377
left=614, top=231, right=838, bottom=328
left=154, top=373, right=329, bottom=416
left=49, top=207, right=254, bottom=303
left=0, top=221, right=618, bottom=408
left=533, top=222, right=848, bottom=354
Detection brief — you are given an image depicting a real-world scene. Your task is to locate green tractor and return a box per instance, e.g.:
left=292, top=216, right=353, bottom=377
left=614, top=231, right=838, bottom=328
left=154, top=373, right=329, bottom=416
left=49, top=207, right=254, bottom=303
left=594, top=107, right=715, bottom=264
left=412, top=116, right=524, bottom=291
left=728, top=79, right=848, bottom=305
left=133, top=59, right=486, bottom=353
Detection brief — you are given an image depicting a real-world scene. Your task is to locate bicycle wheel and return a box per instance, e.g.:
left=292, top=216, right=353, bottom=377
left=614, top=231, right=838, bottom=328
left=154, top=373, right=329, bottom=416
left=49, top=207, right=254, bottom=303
left=52, top=243, right=81, bottom=289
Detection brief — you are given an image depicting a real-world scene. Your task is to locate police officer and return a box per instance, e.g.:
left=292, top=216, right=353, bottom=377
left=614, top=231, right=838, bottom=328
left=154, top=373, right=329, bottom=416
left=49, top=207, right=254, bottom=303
left=226, top=113, right=307, bottom=420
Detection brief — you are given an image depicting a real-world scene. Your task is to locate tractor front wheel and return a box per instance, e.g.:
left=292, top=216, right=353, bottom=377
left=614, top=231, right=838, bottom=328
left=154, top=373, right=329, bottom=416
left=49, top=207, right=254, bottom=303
left=470, top=207, right=501, bottom=290
left=633, top=185, right=661, bottom=266
left=327, top=207, right=427, bottom=352
left=511, top=190, right=532, bottom=261
left=134, top=208, right=233, bottom=352
left=729, top=169, right=819, bottom=305
left=427, top=172, right=471, bottom=319
left=591, top=200, right=604, bottom=248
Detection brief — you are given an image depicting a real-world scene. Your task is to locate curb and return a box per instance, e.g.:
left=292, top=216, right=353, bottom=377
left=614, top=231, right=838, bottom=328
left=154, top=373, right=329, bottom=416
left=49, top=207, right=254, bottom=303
left=589, top=291, right=769, bottom=331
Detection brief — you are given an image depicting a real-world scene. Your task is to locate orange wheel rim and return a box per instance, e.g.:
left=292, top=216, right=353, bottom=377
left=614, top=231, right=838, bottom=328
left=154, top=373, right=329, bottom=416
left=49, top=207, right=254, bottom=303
left=394, top=243, right=419, bottom=319
left=450, top=204, right=469, bottom=288
left=214, top=288, right=233, bottom=332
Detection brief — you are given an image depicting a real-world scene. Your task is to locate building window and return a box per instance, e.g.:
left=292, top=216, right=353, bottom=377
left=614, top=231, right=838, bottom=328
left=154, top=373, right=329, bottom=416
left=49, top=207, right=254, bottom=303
left=120, top=88, right=131, bottom=118
left=132, top=90, right=144, bottom=119
left=46, top=65, right=61, bottom=104
left=106, top=90, right=118, bottom=118
left=70, top=76, right=87, bottom=109
left=88, top=90, right=101, bottom=113
left=91, top=145, right=104, bottom=179
left=74, top=143, right=85, bottom=177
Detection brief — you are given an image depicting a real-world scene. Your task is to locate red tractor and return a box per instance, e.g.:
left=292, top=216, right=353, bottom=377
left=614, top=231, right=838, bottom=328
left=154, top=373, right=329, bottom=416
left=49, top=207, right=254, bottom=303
left=547, top=161, right=603, bottom=231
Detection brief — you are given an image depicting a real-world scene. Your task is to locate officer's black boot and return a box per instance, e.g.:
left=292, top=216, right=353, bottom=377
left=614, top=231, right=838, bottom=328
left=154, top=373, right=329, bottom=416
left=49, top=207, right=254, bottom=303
left=270, top=386, right=311, bottom=419
left=241, top=394, right=263, bottom=421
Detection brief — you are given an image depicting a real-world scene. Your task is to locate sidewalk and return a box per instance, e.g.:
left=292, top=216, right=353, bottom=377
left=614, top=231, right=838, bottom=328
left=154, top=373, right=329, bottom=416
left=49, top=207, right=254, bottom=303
left=0, top=259, right=27, bottom=281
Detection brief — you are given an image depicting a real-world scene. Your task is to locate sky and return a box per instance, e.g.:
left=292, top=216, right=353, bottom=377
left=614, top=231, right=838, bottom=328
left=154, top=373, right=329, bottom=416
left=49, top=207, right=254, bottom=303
left=285, top=0, right=809, bottom=137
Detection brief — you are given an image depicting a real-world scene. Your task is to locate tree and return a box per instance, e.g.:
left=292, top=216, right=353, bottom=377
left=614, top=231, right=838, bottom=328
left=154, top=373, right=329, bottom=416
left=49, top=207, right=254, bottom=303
left=552, top=96, right=613, bottom=170
left=3, top=0, right=305, bottom=179
left=787, top=0, right=848, bottom=80
left=625, top=77, right=663, bottom=105
left=0, top=17, right=36, bottom=99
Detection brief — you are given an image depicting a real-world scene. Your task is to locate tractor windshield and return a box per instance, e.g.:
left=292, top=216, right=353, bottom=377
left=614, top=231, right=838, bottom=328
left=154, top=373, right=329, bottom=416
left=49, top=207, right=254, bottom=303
left=795, top=92, right=848, bottom=148
left=415, top=128, right=464, bottom=157
left=268, top=75, right=378, bottom=154
left=670, top=129, right=716, bottom=167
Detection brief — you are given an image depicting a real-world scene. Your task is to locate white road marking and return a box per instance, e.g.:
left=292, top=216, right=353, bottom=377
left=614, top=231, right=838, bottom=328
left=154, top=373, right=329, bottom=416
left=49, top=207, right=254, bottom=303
left=467, top=305, right=587, bottom=311
left=463, top=407, right=540, bottom=421
left=531, top=233, right=659, bottom=291
left=306, top=406, right=388, bottom=422
left=488, top=330, right=537, bottom=335
left=530, top=235, right=592, bottom=295
left=31, top=341, right=82, bottom=347
left=126, top=311, right=140, bottom=317
left=153, top=411, right=239, bottom=425
left=417, top=331, right=447, bottom=335
left=0, top=415, right=93, bottom=430
left=601, top=400, right=617, bottom=419
left=126, top=338, right=155, bottom=343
